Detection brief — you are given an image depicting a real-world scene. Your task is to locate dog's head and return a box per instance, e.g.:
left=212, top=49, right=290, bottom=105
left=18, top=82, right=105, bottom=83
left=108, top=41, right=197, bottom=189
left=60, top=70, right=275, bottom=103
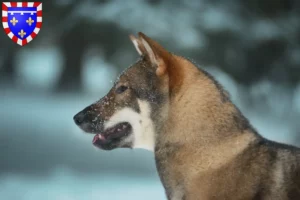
left=73, top=33, right=175, bottom=151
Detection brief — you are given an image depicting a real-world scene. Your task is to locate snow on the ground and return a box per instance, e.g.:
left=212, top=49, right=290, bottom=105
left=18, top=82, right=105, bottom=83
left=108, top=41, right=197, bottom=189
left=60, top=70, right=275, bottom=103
left=0, top=167, right=165, bottom=200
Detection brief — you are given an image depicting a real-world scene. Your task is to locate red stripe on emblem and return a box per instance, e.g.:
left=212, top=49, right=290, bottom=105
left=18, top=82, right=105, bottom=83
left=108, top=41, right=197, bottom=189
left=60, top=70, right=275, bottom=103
left=11, top=2, right=17, bottom=7
left=36, top=22, right=42, bottom=28
left=22, top=39, right=28, bottom=46
left=37, top=10, right=42, bottom=17
left=2, top=3, right=8, bottom=10
left=33, top=2, right=41, bottom=7
left=12, top=36, right=18, bottom=43
left=2, top=17, right=8, bottom=22
left=4, top=28, right=10, bottom=34
left=22, top=2, right=28, bottom=7
left=31, top=32, right=37, bottom=38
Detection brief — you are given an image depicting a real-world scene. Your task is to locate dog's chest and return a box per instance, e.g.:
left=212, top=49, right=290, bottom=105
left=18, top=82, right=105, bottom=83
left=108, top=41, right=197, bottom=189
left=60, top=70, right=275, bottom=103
left=154, top=147, right=186, bottom=199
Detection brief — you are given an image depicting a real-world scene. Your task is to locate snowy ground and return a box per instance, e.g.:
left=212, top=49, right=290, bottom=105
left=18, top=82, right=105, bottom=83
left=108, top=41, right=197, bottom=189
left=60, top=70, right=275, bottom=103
left=0, top=171, right=165, bottom=200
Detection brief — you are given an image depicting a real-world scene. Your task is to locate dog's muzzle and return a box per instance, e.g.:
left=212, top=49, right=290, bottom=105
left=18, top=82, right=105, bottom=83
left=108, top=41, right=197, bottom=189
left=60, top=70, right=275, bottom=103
left=73, top=106, right=104, bottom=133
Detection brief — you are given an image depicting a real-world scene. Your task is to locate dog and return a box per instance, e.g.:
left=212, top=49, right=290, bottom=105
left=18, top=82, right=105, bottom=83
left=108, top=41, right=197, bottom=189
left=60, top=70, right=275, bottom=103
left=73, top=32, right=300, bottom=200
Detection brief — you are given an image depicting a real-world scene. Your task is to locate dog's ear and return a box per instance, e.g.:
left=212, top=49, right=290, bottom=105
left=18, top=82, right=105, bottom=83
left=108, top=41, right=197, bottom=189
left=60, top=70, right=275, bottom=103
left=129, top=34, right=145, bottom=56
left=138, top=32, right=169, bottom=77
left=129, top=33, right=169, bottom=76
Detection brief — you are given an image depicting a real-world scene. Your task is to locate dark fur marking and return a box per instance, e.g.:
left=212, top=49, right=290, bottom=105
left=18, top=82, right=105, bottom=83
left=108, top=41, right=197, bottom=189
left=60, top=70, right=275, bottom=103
left=131, top=98, right=141, bottom=113
left=287, top=166, right=300, bottom=199
left=253, top=186, right=265, bottom=200
left=136, top=68, right=165, bottom=105
left=232, top=106, right=259, bottom=134
left=258, top=139, right=300, bottom=152
left=155, top=142, right=183, bottom=200
left=199, top=68, right=230, bottom=103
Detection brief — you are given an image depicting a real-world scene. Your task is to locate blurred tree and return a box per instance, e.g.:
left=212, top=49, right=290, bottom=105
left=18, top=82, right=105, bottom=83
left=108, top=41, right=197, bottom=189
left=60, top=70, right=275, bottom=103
left=57, top=19, right=86, bottom=92
left=0, top=0, right=299, bottom=91
left=243, top=0, right=293, bottom=17
left=0, top=42, right=19, bottom=84
left=56, top=19, right=130, bottom=92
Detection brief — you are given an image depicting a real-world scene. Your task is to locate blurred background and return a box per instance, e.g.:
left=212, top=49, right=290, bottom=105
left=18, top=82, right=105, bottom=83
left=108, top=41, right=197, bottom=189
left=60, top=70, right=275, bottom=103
left=1, top=0, right=300, bottom=199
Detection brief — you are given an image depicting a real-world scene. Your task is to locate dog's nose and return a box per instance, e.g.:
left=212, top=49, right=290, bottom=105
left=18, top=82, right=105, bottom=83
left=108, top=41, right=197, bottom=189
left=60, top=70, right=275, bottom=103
left=73, top=112, right=85, bottom=125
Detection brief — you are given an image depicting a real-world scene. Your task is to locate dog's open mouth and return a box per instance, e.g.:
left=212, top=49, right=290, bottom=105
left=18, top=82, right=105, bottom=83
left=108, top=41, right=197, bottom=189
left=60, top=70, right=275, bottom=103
left=92, top=122, right=132, bottom=148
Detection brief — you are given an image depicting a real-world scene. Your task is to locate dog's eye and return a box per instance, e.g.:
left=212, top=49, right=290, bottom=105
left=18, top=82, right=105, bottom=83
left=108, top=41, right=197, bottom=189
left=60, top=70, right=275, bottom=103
left=115, top=85, right=128, bottom=94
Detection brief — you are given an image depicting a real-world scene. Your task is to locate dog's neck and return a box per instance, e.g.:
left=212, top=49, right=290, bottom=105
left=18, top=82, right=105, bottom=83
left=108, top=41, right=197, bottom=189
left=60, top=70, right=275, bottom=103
left=155, top=57, right=258, bottom=157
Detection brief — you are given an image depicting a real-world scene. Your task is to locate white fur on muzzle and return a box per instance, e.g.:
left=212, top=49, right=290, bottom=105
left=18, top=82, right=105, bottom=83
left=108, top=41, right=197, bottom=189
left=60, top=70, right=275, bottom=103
left=104, top=99, right=155, bottom=151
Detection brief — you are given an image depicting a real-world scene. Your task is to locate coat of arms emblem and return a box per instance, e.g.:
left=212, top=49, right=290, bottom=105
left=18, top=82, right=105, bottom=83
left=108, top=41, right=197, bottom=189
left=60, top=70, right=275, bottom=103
left=2, top=2, right=42, bottom=46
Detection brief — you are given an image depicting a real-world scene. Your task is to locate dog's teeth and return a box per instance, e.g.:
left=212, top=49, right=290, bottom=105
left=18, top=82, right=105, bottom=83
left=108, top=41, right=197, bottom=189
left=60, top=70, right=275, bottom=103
left=98, top=134, right=103, bottom=139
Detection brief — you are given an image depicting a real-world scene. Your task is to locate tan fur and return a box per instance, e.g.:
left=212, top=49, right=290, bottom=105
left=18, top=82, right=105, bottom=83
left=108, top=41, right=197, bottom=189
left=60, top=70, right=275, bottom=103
left=134, top=34, right=300, bottom=200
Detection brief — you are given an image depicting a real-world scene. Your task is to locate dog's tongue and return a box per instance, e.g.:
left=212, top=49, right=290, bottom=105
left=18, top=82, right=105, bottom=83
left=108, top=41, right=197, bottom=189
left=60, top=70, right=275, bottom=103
left=93, top=134, right=105, bottom=144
